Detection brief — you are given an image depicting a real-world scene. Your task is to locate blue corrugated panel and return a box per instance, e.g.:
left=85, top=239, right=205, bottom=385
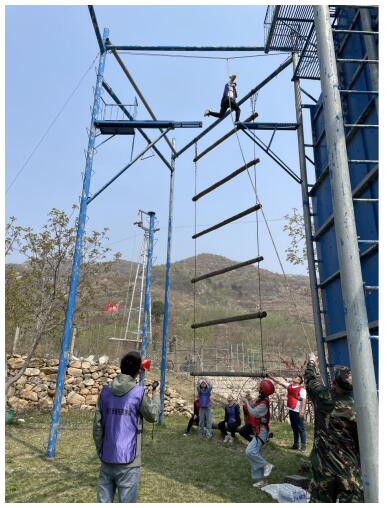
left=310, top=6, right=378, bottom=382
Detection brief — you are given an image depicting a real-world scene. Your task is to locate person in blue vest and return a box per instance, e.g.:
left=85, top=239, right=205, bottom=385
left=197, top=378, right=213, bottom=438
left=93, top=351, right=160, bottom=503
left=218, top=394, right=241, bottom=443
left=204, top=74, right=241, bottom=123
left=243, top=379, right=276, bottom=487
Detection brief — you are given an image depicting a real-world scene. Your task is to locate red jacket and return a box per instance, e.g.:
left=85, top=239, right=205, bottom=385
left=287, top=385, right=303, bottom=410
left=244, top=399, right=270, bottom=434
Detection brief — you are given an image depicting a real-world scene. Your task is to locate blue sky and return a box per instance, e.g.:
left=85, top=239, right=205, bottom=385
left=6, top=5, right=322, bottom=274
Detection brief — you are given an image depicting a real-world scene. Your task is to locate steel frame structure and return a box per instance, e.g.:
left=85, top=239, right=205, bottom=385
left=46, top=8, right=378, bottom=500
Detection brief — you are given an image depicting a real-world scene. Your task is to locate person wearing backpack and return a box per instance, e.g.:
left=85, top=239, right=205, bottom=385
left=93, top=351, right=160, bottom=503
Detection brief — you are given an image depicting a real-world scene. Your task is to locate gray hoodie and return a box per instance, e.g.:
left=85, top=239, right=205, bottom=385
left=93, top=374, right=160, bottom=467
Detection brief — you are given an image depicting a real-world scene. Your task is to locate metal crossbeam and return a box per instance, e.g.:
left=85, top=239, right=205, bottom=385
left=193, top=113, right=258, bottom=162
left=192, top=159, right=260, bottom=202
left=191, top=256, right=264, bottom=283
left=95, top=120, right=202, bottom=130
left=192, top=204, right=261, bottom=239
left=192, top=311, right=267, bottom=329
left=190, top=371, right=267, bottom=378
left=106, top=45, right=267, bottom=52
left=88, top=5, right=105, bottom=53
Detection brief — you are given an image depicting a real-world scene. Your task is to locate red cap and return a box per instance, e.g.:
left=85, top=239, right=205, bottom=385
left=260, top=379, right=275, bottom=397
left=141, top=358, right=152, bottom=371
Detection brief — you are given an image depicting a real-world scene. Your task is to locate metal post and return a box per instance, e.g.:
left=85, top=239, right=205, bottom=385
left=139, top=212, right=156, bottom=386
left=69, top=325, right=77, bottom=357
left=12, top=326, right=20, bottom=355
left=314, top=6, right=378, bottom=502
left=159, top=141, right=176, bottom=424
left=292, top=53, right=328, bottom=385
left=46, top=28, right=109, bottom=458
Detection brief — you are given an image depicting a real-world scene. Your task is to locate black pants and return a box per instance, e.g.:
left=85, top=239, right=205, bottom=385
left=208, top=97, right=240, bottom=122
left=218, top=420, right=239, bottom=437
left=186, top=414, right=199, bottom=433
left=289, top=409, right=306, bottom=448
left=238, top=423, right=254, bottom=442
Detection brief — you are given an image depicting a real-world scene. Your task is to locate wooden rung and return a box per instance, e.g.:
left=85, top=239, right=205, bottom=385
left=192, top=158, right=260, bottom=202
left=191, top=311, right=267, bottom=329
left=191, top=256, right=264, bottom=283
left=192, top=204, right=262, bottom=239
left=193, top=112, right=258, bottom=162
left=190, top=371, right=267, bottom=378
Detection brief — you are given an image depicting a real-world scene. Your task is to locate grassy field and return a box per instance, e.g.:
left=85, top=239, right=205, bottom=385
left=5, top=409, right=312, bottom=503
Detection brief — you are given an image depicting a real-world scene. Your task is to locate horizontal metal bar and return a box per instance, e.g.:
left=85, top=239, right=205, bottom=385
left=369, top=336, right=379, bottom=341
left=191, top=256, right=264, bottom=283
left=108, top=337, right=142, bottom=342
left=106, top=45, right=266, bottom=52
left=191, top=311, right=267, bottom=329
left=193, top=204, right=261, bottom=239
left=353, top=198, right=379, bottom=203
left=193, top=158, right=260, bottom=201
left=358, top=239, right=379, bottom=244
left=349, top=159, right=378, bottom=164
left=332, top=29, right=378, bottom=35
left=304, top=143, right=315, bottom=147
left=364, top=286, right=379, bottom=291
left=190, top=371, right=266, bottom=378
left=193, top=112, right=258, bottom=162
left=237, top=122, right=298, bottom=130
left=345, top=124, right=378, bottom=128
left=96, top=120, right=202, bottom=129
left=337, top=58, right=378, bottom=63
left=340, top=89, right=379, bottom=94
left=324, top=320, right=379, bottom=343
left=174, top=55, right=293, bottom=159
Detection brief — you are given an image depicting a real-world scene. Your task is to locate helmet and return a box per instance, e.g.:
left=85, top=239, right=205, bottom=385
left=259, top=379, right=275, bottom=397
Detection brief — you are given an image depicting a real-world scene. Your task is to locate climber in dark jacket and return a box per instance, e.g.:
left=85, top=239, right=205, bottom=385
left=217, top=394, right=242, bottom=443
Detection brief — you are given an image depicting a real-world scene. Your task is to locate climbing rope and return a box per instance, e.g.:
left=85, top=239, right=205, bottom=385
left=224, top=62, right=313, bottom=353
left=193, top=142, right=199, bottom=400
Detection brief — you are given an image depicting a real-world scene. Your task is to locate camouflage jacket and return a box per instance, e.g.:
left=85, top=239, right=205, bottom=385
left=304, top=361, right=361, bottom=476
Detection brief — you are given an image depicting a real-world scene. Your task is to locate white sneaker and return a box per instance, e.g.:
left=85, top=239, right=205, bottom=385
left=223, top=432, right=231, bottom=443
left=203, top=109, right=210, bottom=117
left=252, top=480, right=266, bottom=488
left=228, top=436, right=234, bottom=444
left=264, top=462, right=274, bottom=477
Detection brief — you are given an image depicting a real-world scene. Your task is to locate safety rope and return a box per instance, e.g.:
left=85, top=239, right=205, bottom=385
left=193, top=143, right=199, bottom=400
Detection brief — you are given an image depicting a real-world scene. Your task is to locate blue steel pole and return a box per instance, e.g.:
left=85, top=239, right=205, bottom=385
left=139, top=212, right=156, bottom=386
left=159, top=141, right=176, bottom=425
left=46, top=28, right=109, bottom=458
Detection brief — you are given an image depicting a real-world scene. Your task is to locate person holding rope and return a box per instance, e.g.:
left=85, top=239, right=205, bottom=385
left=267, top=373, right=307, bottom=451
left=243, top=379, right=275, bottom=487
left=197, top=378, right=213, bottom=439
left=204, top=74, right=241, bottom=123
left=93, top=351, right=160, bottom=503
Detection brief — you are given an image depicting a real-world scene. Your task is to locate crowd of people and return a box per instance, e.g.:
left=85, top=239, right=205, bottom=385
left=91, top=350, right=364, bottom=503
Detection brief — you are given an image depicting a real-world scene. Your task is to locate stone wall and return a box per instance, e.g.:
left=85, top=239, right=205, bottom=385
left=6, top=354, right=191, bottom=418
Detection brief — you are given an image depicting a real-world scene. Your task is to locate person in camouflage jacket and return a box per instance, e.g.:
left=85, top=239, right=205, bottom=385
left=304, top=352, right=364, bottom=503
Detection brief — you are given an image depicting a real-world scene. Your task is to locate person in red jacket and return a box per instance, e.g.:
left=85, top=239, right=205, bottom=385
left=239, top=391, right=259, bottom=442
left=268, top=373, right=307, bottom=451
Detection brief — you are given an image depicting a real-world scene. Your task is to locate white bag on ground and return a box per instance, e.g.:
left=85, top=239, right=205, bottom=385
left=261, top=483, right=310, bottom=503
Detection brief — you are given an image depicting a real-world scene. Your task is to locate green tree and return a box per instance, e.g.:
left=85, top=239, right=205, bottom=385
left=152, top=300, right=164, bottom=324
left=5, top=207, right=113, bottom=393
left=283, top=208, right=307, bottom=266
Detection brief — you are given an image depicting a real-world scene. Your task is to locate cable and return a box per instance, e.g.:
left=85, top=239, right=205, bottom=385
left=6, top=53, right=99, bottom=194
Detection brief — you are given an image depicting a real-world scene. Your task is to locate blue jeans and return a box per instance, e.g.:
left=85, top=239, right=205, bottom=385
left=199, top=407, right=212, bottom=438
left=289, top=409, right=306, bottom=448
left=97, top=463, right=140, bottom=503
left=245, top=430, right=268, bottom=481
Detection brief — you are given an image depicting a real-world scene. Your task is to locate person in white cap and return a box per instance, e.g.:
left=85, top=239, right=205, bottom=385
left=204, top=74, right=241, bottom=123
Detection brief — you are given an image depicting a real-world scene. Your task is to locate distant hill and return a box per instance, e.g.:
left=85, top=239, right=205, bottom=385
left=6, top=254, right=314, bottom=358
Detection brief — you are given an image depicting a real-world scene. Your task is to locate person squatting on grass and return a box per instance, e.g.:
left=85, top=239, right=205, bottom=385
left=197, top=378, right=213, bottom=439
left=183, top=397, right=200, bottom=436
left=93, top=351, right=160, bottom=503
left=217, top=394, right=241, bottom=443
left=243, top=379, right=276, bottom=487
left=268, top=373, right=307, bottom=451
left=305, top=352, right=364, bottom=502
